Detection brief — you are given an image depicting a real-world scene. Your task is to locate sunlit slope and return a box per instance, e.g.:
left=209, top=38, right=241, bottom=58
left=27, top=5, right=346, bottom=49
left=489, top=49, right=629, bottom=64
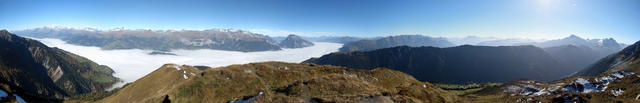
left=98, top=62, right=460, bottom=103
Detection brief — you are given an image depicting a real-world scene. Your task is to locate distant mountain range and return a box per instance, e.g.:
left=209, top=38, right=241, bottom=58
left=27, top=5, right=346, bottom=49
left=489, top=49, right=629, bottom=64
left=13, top=26, right=284, bottom=52
left=302, top=36, right=371, bottom=44
left=447, top=36, right=501, bottom=46
left=5, top=26, right=640, bottom=102
left=339, top=35, right=455, bottom=52
left=337, top=35, right=624, bottom=79
left=306, top=45, right=572, bottom=84
left=0, top=30, right=120, bottom=102
left=573, top=40, right=640, bottom=76
left=95, top=62, right=461, bottom=103
left=543, top=45, right=604, bottom=75
left=476, top=38, right=539, bottom=46
left=278, top=34, right=314, bottom=48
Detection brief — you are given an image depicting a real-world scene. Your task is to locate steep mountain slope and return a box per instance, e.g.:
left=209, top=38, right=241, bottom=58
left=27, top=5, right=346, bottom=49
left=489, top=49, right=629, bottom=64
left=0, top=30, right=120, bottom=101
left=278, top=34, right=314, bottom=48
left=574, top=41, right=640, bottom=76
left=97, top=62, right=461, bottom=103
left=339, top=35, right=454, bottom=52
left=543, top=45, right=604, bottom=75
left=306, top=45, right=569, bottom=84
left=13, top=26, right=281, bottom=52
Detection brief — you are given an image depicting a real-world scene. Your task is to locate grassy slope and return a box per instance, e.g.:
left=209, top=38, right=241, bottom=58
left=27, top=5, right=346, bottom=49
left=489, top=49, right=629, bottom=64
left=62, top=50, right=119, bottom=84
left=94, top=62, right=461, bottom=103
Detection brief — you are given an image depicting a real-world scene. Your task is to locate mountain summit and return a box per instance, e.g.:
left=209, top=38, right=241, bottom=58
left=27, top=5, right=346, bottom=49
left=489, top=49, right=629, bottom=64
left=278, top=34, right=314, bottom=48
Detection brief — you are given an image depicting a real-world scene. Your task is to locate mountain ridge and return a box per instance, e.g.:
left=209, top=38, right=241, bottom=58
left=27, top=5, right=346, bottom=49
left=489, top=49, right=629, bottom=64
left=96, top=62, right=461, bottom=103
left=306, top=45, right=570, bottom=84
left=573, top=40, right=640, bottom=76
left=0, top=30, right=120, bottom=102
left=13, top=26, right=283, bottom=52
left=338, top=35, right=455, bottom=52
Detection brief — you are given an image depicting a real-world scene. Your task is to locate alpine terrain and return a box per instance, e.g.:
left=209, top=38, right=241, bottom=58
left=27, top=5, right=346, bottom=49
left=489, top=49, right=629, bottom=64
left=0, top=30, right=120, bottom=102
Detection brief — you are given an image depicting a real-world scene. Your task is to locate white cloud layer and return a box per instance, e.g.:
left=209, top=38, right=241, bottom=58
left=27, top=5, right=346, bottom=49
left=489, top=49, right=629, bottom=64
left=34, top=38, right=342, bottom=88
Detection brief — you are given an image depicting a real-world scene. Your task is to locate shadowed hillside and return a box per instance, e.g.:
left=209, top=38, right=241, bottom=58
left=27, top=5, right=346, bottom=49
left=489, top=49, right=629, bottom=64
left=306, top=45, right=570, bottom=84
left=0, top=30, right=120, bottom=102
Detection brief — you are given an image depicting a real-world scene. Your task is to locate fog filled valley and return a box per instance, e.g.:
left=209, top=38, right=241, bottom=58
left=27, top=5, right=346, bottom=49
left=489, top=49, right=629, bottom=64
left=2, top=0, right=640, bottom=103
left=34, top=38, right=342, bottom=87
left=2, top=26, right=640, bottom=102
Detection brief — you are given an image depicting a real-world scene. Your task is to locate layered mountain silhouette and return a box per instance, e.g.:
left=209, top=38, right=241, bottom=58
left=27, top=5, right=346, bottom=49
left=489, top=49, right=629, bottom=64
left=96, top=62, right=460, bottom=103
left=338, top=35, right=455, bottom=52
left=573, top=40, right=640, bottom=76
left=0, top=30, right=120, bottom=102
left=467, top=42, right=640, bottom=102
left=543, top=45, right=604, bottom=75
left=302, top=36, right=369, bottom=44
left=306, top=45, right=571, bottom=84
left=13, top=26, right=282, bottom=52
left=476, top=38, right=537, bottom=46
left=278, top=34, right=314, bottom=48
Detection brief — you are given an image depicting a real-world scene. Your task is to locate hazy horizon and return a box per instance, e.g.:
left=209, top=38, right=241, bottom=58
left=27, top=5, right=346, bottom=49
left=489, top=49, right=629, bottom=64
left=7, top=25, right=634, bottom=44
left=1, top=0, right=639, bottom=43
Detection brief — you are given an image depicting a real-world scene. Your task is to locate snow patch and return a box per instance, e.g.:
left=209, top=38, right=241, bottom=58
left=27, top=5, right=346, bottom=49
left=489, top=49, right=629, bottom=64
left=169, top=64, right=182, bottom=70
left=611, top=88, right=624, bottom=96
left=506, top=71, right=635, bottom=97
left=183, top=71, right=188, bottom=79
left=575, top=78, right=590, bottom=85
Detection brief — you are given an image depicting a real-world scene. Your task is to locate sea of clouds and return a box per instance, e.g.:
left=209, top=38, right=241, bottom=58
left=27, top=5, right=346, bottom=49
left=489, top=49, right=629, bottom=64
left=34, top=38, right=342, bottom=89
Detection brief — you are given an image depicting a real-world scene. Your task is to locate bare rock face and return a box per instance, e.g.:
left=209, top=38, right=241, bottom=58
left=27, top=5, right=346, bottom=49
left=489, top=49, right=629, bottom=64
left=279, top=34, right=314, bottom=48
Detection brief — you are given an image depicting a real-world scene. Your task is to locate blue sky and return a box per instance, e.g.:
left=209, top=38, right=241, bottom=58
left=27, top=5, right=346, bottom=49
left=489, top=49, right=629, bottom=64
left=0, top=0, right=639, bottom=43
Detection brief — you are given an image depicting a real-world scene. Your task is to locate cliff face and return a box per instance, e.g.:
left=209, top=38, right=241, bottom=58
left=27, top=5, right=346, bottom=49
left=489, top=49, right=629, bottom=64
left=0, top=30, right=120, bottom=101
left=98, top=62, right=460, bottom=103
